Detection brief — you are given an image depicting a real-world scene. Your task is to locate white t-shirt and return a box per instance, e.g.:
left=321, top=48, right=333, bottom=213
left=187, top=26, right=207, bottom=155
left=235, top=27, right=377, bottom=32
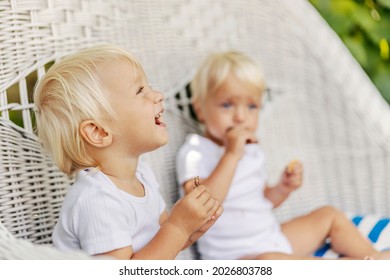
left=52, top=160, right=166, bottom=255
left=176, top=134, right=292, bottom=259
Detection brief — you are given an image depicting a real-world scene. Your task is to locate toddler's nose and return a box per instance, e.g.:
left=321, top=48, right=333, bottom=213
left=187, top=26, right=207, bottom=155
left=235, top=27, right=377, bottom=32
left=153, top=89, right=164, bottom=103
left=233, top=107, right=245, bottom=123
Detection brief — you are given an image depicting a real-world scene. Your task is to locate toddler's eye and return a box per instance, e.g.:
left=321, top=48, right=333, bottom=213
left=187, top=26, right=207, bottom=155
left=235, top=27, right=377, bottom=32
left=221, top=102, right=232, bottom=108
left=248, top=104, right=258, bottom=110
left=136, top=86, right=144, bottom=95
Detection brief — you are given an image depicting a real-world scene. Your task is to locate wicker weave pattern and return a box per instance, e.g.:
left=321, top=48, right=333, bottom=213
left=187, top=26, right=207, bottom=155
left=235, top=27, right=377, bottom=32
left=1, top=0, right=390, bottom=259
left=0, top=118, right=71, bottom=244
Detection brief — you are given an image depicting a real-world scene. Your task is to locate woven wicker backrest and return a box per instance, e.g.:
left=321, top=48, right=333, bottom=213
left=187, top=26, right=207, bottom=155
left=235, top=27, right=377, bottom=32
left=0, top=118, right=71, bottom=243
left=1, top=0, right=390, bottom=259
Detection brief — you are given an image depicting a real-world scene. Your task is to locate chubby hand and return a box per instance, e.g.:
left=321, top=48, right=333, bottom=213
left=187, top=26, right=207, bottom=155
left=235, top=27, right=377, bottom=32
left=225, top=126, right=258, bottom=159
left=279, top=160, right=303, bottom=193
left=167, top=185, right=221, bottom=237
left=197, top=200, right=223, bottom=231
left=188, top=200, right=223, bottom=243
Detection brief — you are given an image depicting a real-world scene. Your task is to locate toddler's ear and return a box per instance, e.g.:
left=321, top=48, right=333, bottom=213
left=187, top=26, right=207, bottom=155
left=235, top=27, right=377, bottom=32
left=79, top=120, right=112, bottom=148
left=192, top=100, right=204, bottom=123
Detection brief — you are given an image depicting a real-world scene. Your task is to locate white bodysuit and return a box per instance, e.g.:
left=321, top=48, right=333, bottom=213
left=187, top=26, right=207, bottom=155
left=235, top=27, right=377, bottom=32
left=176, top=134, right=292, bottom=260
left=52, top=160, right=166, bottom=255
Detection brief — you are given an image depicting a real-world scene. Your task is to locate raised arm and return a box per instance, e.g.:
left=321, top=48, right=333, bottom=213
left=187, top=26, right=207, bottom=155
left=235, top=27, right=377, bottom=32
left=183, top=127, right=257, bottom=203
left=264, top=160, right=303, bottom=208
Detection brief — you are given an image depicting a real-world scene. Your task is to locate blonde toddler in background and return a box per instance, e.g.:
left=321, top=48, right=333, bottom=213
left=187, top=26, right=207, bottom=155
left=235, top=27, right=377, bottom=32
left=176, top=51, right=390, bottom=260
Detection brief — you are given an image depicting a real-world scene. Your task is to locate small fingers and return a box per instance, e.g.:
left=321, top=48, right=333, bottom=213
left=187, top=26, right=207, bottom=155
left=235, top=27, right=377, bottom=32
left=286, top=160, right=302, bottom=174
left=287, top=160, right=298, bottom=174
left=197, top=190, right=213, bottom=207
left=283, top=176, right=303, bottom=189
left=189, top=184, right=207, bottom=198
left=208, top=201, right=223, bottom=220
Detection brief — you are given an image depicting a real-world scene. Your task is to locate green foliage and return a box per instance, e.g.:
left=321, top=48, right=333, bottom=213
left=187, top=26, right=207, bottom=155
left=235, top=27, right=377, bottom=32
left=309, top=0, right=390, bottom=104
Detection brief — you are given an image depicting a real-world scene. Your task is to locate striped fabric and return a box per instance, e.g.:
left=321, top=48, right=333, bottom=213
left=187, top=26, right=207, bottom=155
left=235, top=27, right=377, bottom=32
left=314, top=214, right=390, bottom=258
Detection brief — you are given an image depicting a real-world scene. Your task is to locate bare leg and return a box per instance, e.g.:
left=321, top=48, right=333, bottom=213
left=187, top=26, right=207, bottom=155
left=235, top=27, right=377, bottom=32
left=281, top=206, right=378, bottom=258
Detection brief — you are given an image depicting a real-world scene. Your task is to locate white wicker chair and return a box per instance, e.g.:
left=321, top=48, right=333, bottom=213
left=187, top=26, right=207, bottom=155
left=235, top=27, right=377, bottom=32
left=1, top=0, right=390, bottom=259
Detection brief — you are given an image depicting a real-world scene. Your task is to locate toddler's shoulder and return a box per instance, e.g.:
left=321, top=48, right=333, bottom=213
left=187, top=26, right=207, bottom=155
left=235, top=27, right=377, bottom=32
left=179, top=134, right=217, bottom=153
left=69, top=169, right=124, bottom=208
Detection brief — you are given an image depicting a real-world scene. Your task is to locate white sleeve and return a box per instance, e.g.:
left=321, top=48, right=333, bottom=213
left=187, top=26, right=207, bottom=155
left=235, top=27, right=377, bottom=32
left=73, top=188, right=135, bottom=255
left=176, top=141, right=211, bottom=186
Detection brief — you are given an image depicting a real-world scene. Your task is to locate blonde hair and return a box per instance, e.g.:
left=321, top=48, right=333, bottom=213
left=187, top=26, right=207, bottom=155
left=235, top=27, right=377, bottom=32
left=191, top=51, right=266, bottom=104
left=34, top=45, right=141, bottom=175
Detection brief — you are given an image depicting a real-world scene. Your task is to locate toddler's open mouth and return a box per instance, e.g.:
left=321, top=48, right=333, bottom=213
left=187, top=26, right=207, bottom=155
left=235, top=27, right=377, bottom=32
left=155, top=110, right=166, bottom=126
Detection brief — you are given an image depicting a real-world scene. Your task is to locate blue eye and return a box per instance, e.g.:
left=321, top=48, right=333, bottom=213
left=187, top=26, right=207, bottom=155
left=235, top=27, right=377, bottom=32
left=248, top=104, right=258, bottom=110
left=221, top=102, right=232, bottom=108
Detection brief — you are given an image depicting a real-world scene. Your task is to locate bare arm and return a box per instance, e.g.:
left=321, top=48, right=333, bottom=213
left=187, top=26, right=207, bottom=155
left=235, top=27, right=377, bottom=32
left=264, top=183, right=291, bottom=208
left=183, top=152, right=240, bottom=202
left=182, top=198, right=223, bottom=249
left=183, top=126, right=257, bottom=203
left=96, top=185, right=219, bottom=260
left=264, top=160, right=303, bottom=208
left=97, top=217, right=188, bottom=260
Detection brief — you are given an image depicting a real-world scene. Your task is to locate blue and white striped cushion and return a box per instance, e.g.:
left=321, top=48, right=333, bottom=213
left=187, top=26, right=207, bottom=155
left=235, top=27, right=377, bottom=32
left=314, top=214, right=390, bottom=258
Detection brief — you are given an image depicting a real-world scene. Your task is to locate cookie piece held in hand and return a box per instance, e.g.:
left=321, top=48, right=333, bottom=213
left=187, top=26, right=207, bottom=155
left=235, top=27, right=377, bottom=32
left=287, top=160, right=298, bottom=173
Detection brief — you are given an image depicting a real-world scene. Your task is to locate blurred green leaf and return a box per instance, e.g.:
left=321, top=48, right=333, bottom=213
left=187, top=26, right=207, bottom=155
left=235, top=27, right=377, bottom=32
left=378, top=0, right=390, bottom=10
left=325, top=14, right=355, bottom=34
left=351, top=6, right=377, bottom=32
left=343, top=35, right=368, bottom=66
left=373, top=67, right=390, bottom=103
left=363, top=43, right=383, bottom=73
left=379, top=38, right=390, bottom=60
left=309, top=0, right=390, bottom=105
left=330, top=0, right=357, bottom=14
left=324, top=0, right=357, bottom=34
left=361, top=17, right=390, bottom=44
